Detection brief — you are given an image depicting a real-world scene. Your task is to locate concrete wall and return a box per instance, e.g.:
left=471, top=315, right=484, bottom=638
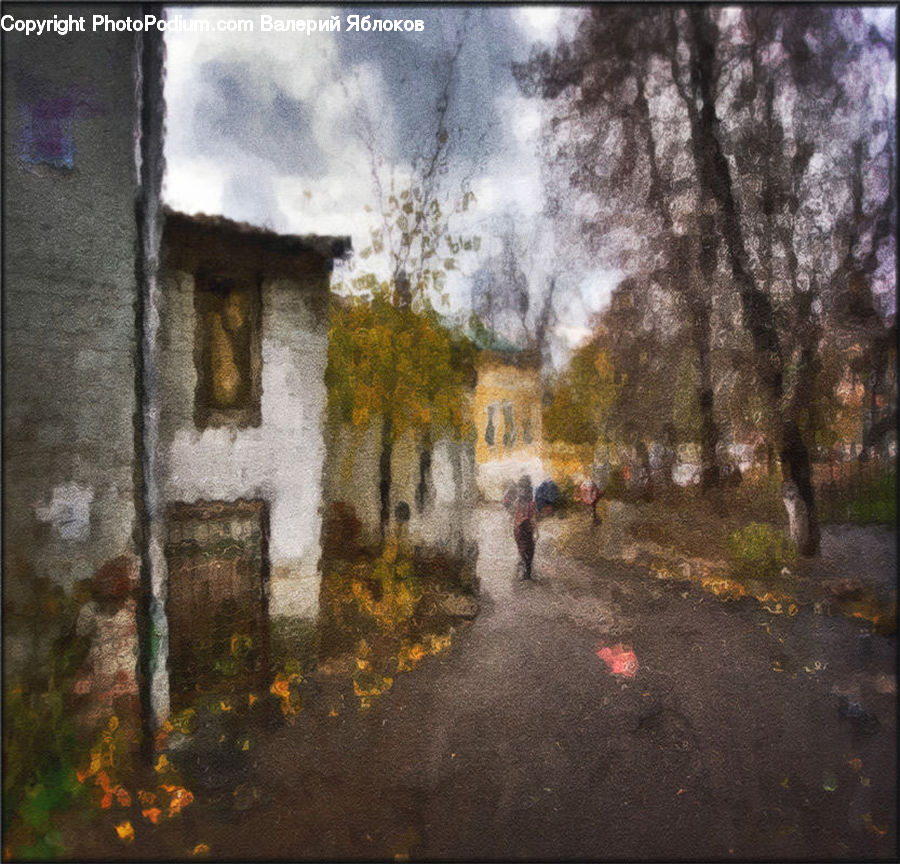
left=388, top=432, right=477, bottom=558
left=322, top=421, right=477, bottom=557
left=2, top=9, right=142, bottom=678
left=157, top=264, right=331, bottom=621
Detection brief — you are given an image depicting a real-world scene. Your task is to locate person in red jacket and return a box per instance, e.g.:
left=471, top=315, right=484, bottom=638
left=513, top=476, right=537, bottom=580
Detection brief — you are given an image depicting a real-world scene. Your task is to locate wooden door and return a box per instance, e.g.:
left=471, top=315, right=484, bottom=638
left=165, top=500, right=269, bottom=699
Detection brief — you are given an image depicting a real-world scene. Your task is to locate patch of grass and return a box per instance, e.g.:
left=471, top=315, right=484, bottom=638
left=727, top=522, right=797, bottom=585
left=818, top=467, right=897, bottom=525
left=622, top=479, right=785, bottom=562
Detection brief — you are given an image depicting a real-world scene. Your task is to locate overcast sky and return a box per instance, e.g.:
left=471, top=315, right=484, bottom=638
left=162, top=5, right=618, bottom=364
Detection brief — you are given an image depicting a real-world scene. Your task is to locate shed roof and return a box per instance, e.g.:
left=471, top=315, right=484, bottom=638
left=163, top=208, right=351, bottom=275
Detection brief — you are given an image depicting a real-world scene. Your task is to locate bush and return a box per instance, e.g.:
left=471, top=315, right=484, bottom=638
left=727, top=522, right=797, bottom=583
left=3, top=685, right=86, bottom=859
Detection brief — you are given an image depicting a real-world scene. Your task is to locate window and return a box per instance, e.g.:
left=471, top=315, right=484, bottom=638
left=19, top=97, right=76, bottom=169
left=502, top=402, right=517, bottom=448
left=194, top=274, right=261, bottom=428
left=522, top=414, right=533, bottom=445
left=484, top=404, right=496, bottom=446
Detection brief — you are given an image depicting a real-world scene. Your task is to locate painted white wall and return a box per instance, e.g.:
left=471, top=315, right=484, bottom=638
left=159, top=271, right=329, bottom=620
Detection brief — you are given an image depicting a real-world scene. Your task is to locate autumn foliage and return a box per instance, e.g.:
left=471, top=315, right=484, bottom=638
left=326, top=281, right=475, bottom=443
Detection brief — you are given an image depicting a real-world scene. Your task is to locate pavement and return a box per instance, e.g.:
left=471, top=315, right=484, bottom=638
left=75, top=506, right=898, bottom=860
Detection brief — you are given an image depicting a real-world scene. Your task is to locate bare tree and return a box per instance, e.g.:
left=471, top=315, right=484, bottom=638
left=469, top=215, right=560, bottom=362
left=519, top=6, right=895, bottom=554
left=515, top=7, right=723, bottom=489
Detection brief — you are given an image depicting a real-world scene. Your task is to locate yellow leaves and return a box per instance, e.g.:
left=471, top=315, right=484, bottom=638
left=396, top=642, right=428, bottom=672
left=230, top=633, right=253, bottom=657
left=154, top=720, right=174, bottom=752
left=192, top=843, right=211, bottom=857
left=93, top=770, right=132, bottom=810
left=270, top=676, right=292, bottom=701
left=73, top=716, right=197, bottom=841
left=353, top=672, right=394, bottom=709
left=353, top=676, right=394, bottom=698
left=395, top=633, right=450, bottom=673
left=115, top=821, right=134, bottom=844
left=700, top=576, right=747, bottom=600
left=170, top=708, right=197, bottom=736
left=161, top=784, right=194, bottom=815
left=270, top=670, right=303, bottom=719
left=428, top=633, right=452, bottom=654
left=326, top=291, right=472, bottom=440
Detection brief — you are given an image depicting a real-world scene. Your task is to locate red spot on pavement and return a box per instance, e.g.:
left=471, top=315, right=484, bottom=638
left=596, top=643, right=639, bottom=678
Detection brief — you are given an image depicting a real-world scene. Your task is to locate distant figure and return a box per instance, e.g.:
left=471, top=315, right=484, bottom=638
left=512, top=475, right=537, bottom=580
left=535, top=479, right=559, bottom=517
left=385, top=500, right=411, bottom=564
left=502, top=483, right=518, bottom=514
left=579, top=478, right=603, bottom=524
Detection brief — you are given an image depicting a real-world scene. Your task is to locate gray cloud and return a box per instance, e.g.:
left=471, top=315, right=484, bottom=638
left=193, top=58, right=327, bottom=177
left=335, top=6, right=523, bottom=166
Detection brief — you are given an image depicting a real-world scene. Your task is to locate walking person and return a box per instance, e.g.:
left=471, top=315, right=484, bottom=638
left=579, top=477, right=602, bottom=525
left=512, top=475, right=537, bottom=580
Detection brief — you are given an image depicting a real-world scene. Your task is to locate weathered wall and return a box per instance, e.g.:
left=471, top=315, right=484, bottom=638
left=389, top=433, right=477, bottom=558
left=2, top=9, right=142, bottom=679
left=157, top=267, right=331, bottom=620
left=322, top=422, right=476, bottom=557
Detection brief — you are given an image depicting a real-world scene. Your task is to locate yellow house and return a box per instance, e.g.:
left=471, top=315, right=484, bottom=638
left=472, top=349, right=545, bottom=499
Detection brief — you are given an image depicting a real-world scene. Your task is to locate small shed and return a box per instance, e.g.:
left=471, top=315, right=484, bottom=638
left=155, top=210, right=349, bottom=699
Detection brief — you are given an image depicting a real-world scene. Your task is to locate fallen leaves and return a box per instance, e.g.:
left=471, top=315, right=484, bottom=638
left=141, top=807, right=163, bottom=825
left=700, top=576, right=747, bottom=600
left=161, top=785, right=194, bottom=816
left=114, top=821, right=134, bottom=844
left=863, top=813, right=888, bottom=837
left=271, top=664, right=304, bottom=719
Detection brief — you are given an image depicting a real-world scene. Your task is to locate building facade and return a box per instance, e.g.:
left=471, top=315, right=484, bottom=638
left=3, top=9, right=349, bottom=725
left=472, top=349, right=545, bottom=500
